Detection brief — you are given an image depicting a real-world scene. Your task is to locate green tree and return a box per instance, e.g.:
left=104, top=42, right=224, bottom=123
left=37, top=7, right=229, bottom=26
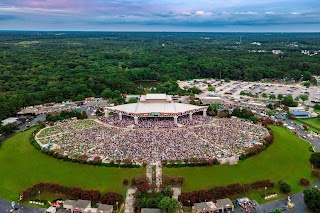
left=207, top=86, right=215, bottom=92
left=299, top=94, right=309, bottom=103
left=188, top=86, right=202, bottom=95
left=128, top=97, right=138, bottom=103
left=269, top=94, right=276, bottom=100
left=101, top=88, right=113, bottom=100
left=224, top=78, right=231, bottom=82
left=158, top=196, right=179, bottom=213
left=303, top=188, right=320, bottom=212
left=314, top=103, right=320, bottom=110
left=282, top=95, right=298, bottom=107
left=277, top=94, right=283, bottom=100
left=279, top=181, right=291, bottom=194
left=302, top=71, right=312, bottom=81
left=304, top=82, right=311, bottom=88
left=262, top=93, right=268, bottom=99
left=310, top=152, right=320, bottom=168
left=0, top=123, right=19, bottom=136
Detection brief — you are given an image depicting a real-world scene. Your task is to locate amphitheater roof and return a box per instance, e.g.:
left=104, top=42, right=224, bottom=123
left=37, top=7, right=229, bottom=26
left=106, top=102, right=207, bottom=116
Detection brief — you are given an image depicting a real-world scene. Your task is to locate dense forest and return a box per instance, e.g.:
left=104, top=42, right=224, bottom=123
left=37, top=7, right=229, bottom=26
left=0, top=32, right=320, bottom=120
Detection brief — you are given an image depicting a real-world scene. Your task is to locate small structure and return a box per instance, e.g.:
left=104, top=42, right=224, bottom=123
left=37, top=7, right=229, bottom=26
left=84, top=207, right=97, bottom=213
left=141, top=208, right=163, bottom=213
left=194, top=201, right=222, bottom=213
left=63, top=200, right=77, bottom=211
left=46, top=206, right=57, bottom=213
left=199, top=97, right=222, bottom=105
left=1, top=117, right=19, bottom=125
left=97, top=204, right=113, bottom=213
left=287, top=196, right=295, bottom=209
left=291, top=111, right=309, bottom=117
left=73, top=200, right=91, bottom=212
left=216, top=198, right=234, bottom=212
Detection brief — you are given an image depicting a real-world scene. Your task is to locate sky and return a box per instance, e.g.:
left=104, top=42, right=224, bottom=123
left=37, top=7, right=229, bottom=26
left=0, top=0, right=319, bottom=32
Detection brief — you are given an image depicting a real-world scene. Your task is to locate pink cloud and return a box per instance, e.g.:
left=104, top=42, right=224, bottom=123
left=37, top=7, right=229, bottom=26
left=19, top=0, right=79, bottom=9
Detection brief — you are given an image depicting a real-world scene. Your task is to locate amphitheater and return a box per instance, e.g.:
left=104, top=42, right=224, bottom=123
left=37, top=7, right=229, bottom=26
left=35, top=94, right=270, bottom=164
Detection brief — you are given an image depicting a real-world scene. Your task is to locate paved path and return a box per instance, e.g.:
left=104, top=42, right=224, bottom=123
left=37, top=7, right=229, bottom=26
left=146, top=164, right=153, bottom=184
left=156, top=161, right=162, bottom=189
left=0, top=199, right=45, bottom=213
left=172, top=187, right=181, bottom=200
left=259, top=180, right=320, bottom=212
left=124, top=187, right=137, bottom=213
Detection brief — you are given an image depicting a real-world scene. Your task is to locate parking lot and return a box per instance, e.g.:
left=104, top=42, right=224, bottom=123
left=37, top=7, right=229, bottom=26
left=178, top=79, right=320, bottom=106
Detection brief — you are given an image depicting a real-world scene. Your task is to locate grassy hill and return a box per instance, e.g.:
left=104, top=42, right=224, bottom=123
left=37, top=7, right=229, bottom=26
left=0, top=125, right=315, bottom=204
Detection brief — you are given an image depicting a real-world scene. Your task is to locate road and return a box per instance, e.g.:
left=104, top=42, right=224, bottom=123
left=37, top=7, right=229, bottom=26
left=0, top=199, right=45, bottom=213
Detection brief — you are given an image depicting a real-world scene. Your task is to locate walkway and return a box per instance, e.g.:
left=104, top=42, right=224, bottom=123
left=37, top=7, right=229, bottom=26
left=124, top=187, right=137, bottom=213
left=156, top=161, right=162, bottom=189
left=259, top=180, right=319, bottom=212
left=0, top=199, right=45, bottom=213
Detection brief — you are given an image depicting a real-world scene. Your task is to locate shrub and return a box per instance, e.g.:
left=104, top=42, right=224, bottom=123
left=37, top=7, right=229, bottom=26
left=178, top=179, right=274, bottom=206
left=123, top=178, right=129, bottom=186
left=300, top=178, right=310, bottom=186
left=20, top=182, right=123, bottom=206
left=311, top=170, right=320, bottom=178
left=310, top=152, right=320, bottom=168
left=279, top=181, right=291, bottom=194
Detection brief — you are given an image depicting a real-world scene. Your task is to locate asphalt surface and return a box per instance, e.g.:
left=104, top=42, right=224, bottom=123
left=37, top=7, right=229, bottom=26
left=0, top=199, right=45, bottom=212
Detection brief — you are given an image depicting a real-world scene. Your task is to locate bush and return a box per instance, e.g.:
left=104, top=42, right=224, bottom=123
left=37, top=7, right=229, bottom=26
left=178, top=179, right=274, bottom=206
left=310, top=152, right=320, bottom=168
left=123, top=178, right=129, bottom=186
left=279, top=181, right=291, bottom=194
left=300, top=178, right=310, bottom=186
left=21, top=182, right=123, bottom=206
left=311, top=170, right=320, bottom=178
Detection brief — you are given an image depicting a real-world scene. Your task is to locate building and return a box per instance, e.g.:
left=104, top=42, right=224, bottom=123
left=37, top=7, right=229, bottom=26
left=105, top=94, right=208, bottom=125
left=141, top=208, right=163, bottom=213
left=73, top=200, right=91, bottom=212
left=199, top=97, right=222, bottom=105
left=1, top=117, right=19, bottom=126
left=193, top=201, right=222, bottom=213
left=63, top=200, right=77, bottom=212
left=193, top=199, right=234, bottom=213
left=216, top=198, right=234, bottom=212
left=289, top=107, right=309, bottom=117
left=97, top=204, right=113, bottom=213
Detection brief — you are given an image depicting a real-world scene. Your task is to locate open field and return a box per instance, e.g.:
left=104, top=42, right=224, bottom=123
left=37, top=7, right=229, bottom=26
left=0, top=127, right=144, bottom=201
left=164, top=126, right=316, bottom=203
left=294, top=117, right=320, bottom=134
left=0, top=126, right=316, bottom=204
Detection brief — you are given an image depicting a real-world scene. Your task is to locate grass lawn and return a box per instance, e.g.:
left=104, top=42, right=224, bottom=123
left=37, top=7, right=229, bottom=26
left=164, top=125, right=316, bottom=203
left=0, top=126, right=316, bottom=204
left=294, top=117, right=320, bottom=134
left=0, top=127, right=144, bottom=201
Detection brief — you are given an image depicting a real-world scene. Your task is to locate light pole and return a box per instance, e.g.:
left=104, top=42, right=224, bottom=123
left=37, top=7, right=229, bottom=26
left=116, top=201, right=119, bottom=213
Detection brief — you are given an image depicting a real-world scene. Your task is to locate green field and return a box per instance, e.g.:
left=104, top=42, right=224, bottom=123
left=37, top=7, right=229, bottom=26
left=0, top=126, right=316, bottom=204
left=294, top=117, right=320, bottom=134
left=0, top=127, right=144, bottom=201
left=164, top=126, right=316, bottom=202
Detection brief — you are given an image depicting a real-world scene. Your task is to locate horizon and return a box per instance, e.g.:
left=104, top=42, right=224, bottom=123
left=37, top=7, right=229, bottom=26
left=0, top=0, right=319, bottom=32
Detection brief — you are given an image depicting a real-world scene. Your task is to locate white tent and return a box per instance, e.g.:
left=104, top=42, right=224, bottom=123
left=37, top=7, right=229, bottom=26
left=46, top=206, right=56, bottom=213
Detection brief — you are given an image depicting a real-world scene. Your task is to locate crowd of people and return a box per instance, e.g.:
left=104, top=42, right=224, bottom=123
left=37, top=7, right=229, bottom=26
left=99, top=114, right=212, bottom=129
left=134, top=117, right=177, bottom=129
left=37, top=117, right=270, bottom=164
left=178, top=114, right=212, bottom=126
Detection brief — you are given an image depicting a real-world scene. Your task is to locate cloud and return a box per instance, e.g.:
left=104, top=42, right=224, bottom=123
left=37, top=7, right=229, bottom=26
left=195, top=11, right=213, bottom=16
left=0, top=0, right=319, bottom=31
left=265, top=11, right=275, bottom=14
